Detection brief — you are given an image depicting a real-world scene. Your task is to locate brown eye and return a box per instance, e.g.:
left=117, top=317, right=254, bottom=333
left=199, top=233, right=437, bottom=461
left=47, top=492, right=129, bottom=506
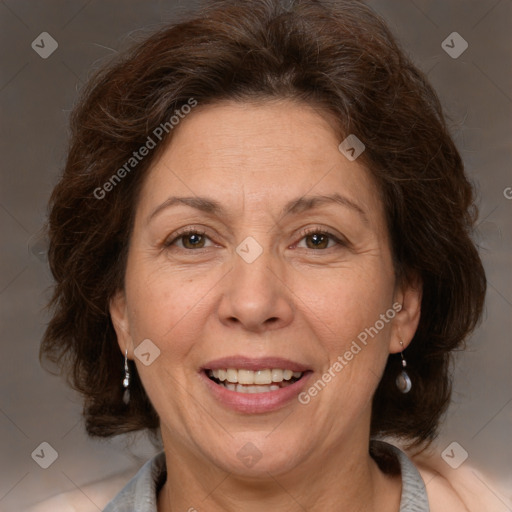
left=297, top=229, right=344, bottom=250
left=180, top=232, right=206, bottom=249
left=164, top=229, right=211, bottom=250
left=304, top=232, right=330, bottom=249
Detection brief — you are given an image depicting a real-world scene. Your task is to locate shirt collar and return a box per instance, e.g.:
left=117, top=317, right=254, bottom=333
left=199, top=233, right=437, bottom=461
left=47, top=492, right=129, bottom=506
left=104, top=441, right=429, bottom=511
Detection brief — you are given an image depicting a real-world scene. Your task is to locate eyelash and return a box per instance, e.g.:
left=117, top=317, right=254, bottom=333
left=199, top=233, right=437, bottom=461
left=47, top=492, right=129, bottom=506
left=163, top=226, right=346, bottom=251
left=298, top=227, right=346, bottom=249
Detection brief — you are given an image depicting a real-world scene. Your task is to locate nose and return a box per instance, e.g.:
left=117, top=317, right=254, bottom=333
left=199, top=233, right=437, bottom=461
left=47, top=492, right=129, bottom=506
left=217, top=243, right=294, bottom=334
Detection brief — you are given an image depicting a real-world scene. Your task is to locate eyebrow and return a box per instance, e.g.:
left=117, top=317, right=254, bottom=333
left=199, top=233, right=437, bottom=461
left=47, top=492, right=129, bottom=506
left=147, top=193, right=368, bottom=224
left=283, top=193, right=368, bottom=223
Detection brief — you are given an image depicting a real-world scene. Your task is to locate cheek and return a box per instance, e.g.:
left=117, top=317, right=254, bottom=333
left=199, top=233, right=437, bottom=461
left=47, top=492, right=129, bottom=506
left=123, top=255, right=217, bottom=349
left=298, top=263, right=394, bottom=394
left=299, top=262, right=394, bottom=338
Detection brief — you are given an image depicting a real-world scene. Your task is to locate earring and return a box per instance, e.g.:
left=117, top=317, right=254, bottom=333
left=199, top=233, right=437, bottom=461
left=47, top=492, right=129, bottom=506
left=395, top=341, right=412, bottom=393
left=122, top=349, right=130, bottom=404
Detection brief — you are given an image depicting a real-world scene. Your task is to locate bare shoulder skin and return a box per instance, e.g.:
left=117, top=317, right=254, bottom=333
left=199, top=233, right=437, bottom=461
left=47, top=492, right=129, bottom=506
left=25, top=468, right=136, bottom=512
left=409, top=448, right=510, bottom=512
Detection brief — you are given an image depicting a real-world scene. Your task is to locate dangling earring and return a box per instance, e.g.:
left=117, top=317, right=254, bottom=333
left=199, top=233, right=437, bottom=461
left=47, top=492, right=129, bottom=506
left=396, top=340, right=412, bottom=393
left=122, top=348, right=130, bottom=404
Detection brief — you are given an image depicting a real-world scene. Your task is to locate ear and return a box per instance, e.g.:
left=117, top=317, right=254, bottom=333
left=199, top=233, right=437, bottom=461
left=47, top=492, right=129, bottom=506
left=389, top=274, right=422, bottom=354
left=109, top=289, right=133, bottom=356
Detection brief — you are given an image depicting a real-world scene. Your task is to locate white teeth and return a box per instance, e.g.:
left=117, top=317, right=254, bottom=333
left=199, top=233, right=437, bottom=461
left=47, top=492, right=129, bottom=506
left=254, top=369, right=272, bottom=385
left=210, top=368, right=303, bottom=384
left=271, top=369, right=283, bottom=382
left=226, top=368, right=238, bottom=383
left=238, top=369, right=255, bottom=385
left=208, top=368, right=304, bottom=389
left=228, top=383, right=282, bottom=393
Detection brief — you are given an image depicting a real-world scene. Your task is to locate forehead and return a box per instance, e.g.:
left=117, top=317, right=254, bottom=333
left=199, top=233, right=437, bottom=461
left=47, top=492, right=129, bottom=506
left=137, top=100, right=384, bottom=225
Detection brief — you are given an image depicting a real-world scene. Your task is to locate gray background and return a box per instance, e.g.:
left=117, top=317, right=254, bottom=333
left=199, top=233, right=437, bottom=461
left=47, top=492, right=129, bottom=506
left=0, top=0, right=511, bottom=510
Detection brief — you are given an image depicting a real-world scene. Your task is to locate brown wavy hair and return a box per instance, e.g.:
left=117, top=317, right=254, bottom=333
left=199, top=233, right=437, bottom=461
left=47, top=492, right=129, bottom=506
left=40, top=0, right=486, bottom=448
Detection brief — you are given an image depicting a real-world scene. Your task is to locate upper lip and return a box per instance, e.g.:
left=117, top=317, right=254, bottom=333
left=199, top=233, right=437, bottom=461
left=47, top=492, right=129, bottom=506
left=202, top=356, right=311, bottom=373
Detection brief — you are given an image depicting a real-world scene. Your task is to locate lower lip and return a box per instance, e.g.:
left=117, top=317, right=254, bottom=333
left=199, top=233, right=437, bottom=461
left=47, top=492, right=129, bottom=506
left=200, top=371, right=312, bottom=414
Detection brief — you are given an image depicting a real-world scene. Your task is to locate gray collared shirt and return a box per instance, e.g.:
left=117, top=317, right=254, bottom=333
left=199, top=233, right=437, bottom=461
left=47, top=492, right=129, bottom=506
left=103, top=441, right=429, bottom=511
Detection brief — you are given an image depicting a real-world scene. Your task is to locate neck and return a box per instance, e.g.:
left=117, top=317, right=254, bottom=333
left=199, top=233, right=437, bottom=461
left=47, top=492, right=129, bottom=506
left=157, top=434, right=401, bottom=512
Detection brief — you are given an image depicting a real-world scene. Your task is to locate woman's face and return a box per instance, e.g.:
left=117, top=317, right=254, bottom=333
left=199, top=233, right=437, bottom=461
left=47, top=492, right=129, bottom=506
left=111, top=100, right=420, bottom=477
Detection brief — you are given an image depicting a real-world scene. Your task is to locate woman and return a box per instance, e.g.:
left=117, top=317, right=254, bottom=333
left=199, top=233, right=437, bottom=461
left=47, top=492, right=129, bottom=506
left=39, top=0, right=489, bottom=510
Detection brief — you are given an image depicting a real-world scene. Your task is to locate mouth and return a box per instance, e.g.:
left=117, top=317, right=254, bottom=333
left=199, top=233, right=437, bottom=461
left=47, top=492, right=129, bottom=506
left=199, top=357, right=312, bottom=413
left=205, top=368, right=305, bottom=393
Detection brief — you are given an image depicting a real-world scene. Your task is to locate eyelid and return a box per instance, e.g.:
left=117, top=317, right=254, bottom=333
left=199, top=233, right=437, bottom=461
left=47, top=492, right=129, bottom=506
left=293, top=226, right=348, bottom=249
left=163, top=224, right=349, bottom=252
left=162, top=225, right=213, bottom=248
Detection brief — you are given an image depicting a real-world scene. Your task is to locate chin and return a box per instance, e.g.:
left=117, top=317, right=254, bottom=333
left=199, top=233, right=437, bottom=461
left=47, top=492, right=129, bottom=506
left=204, top=437, right=306, bottom=478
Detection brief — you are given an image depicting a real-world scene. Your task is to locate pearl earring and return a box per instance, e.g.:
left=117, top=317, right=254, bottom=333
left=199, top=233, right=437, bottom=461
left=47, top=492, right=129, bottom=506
left=122, top=349, right=130, bottom=404
left=396, top=340, right=412, bottom=393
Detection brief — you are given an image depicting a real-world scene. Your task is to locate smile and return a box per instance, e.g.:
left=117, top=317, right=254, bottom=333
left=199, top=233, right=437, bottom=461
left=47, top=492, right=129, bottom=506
left=206, top=368, right=304, bottom=393
left=200, top=357, right=312, bottom=413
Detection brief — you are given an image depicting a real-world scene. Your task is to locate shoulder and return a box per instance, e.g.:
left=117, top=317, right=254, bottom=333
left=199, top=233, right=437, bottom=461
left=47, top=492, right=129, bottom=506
left=25, top=468, right=137, bottom=512
left=407, top=448, right=508, bottom=512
